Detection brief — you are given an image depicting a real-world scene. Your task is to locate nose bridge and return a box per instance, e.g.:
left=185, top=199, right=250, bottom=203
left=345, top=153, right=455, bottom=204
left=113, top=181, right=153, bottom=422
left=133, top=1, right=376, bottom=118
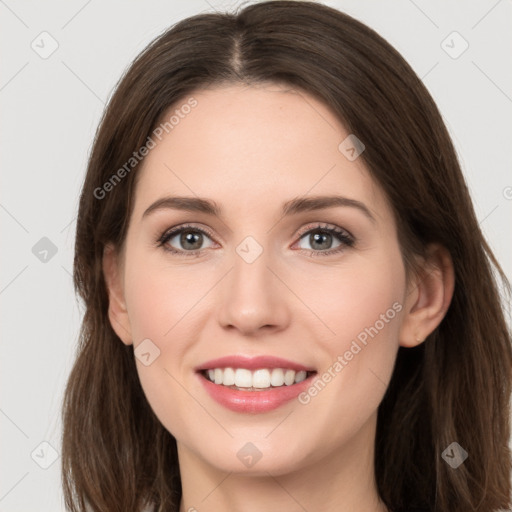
left=232, top=234, right=271, bottom=293
left=231, top=233, right=276, bottom=307
left=235, top=234, right=266, bottom=267
left=217, top=233, right=290, bottom=334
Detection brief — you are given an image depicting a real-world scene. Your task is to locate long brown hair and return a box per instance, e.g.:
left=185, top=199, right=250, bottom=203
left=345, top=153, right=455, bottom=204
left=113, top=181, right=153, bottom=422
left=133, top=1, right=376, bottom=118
left=61, top=1, right=512, bottom=511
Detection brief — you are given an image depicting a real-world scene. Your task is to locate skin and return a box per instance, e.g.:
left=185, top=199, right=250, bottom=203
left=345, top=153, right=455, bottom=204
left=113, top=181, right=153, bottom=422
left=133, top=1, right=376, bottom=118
left=103, top=83, right=455, bottom=512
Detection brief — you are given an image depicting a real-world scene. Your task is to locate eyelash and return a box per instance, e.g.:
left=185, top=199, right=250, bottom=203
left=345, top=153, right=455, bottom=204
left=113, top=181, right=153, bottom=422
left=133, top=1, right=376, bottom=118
left=156, top=222, right=355, bottom=258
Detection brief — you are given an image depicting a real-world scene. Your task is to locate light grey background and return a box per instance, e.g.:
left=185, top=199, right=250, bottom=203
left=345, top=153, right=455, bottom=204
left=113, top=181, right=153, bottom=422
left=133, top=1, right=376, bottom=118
left=1, top=0, right=511, bottom=510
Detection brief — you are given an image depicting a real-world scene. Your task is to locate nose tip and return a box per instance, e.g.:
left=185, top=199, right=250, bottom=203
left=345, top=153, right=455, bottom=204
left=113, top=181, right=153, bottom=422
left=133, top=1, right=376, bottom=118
left=217, top=252, right=291, bottom=336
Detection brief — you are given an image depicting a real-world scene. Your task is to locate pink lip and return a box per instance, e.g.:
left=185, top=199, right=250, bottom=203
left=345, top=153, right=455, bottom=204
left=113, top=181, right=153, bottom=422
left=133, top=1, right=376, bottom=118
left=194, top=355, right=317, bottom=414
left=195, top=355, right=315, bottom=372
left=196, top=371, right=317, bottom=414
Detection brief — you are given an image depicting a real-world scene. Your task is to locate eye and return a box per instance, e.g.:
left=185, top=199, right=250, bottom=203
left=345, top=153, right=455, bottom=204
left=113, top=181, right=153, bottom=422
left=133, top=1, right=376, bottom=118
left=157, top=224, right=216, bottom=256
left=294, top=223, right=355, bottom=257
left=156, top=222, right=355, bottom=258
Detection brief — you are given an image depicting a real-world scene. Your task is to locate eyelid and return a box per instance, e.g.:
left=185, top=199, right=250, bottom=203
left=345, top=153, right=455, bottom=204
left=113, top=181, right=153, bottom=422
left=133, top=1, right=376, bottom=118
left=158, top=222, right=353, bottom=243
left=157, top=223, right=218, bottom=248
left=294, top=222, right=354, bottom=241
left=157, top=221, right=355, bottom=256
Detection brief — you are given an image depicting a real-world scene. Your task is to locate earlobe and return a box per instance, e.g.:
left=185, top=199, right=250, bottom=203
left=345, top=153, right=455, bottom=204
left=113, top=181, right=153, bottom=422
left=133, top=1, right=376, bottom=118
left=398, top=244, right=455, bottom=348
left=102, top=243, right=133, bottom=346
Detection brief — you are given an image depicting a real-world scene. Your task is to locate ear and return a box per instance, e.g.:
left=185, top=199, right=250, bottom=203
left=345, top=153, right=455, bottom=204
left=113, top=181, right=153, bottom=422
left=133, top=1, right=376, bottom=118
left=102, top=243, right=133, bottom=346
left=398, top=243, right=455, bottom=348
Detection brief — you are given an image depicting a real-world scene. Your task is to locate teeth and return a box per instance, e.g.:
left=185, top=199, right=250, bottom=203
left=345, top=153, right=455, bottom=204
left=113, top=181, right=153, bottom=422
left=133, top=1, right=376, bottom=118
left=284, top=369, right=295, bottom=386
left=234, top=368, right=252, bottom=388
left=223, top=367, right=235, bottom=386
left=252, top=369, right=271, bottom=388
left=295, top=370, right=307, bottom=383
left=203, top=367, right=311, bottom=389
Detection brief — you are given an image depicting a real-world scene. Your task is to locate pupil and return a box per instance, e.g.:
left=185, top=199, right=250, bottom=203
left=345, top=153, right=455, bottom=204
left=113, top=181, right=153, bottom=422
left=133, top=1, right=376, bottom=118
left=181, top=231, right=202, bottom=250
left=311, top=232, right=331, bottom=250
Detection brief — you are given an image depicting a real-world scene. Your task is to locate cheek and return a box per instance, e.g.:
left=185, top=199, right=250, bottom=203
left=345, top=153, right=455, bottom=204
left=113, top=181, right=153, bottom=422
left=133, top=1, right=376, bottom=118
left=122, top=254, right=196, bottom=390
left=313, top=258, right=405, bottom=406
left=123, top=253, right=202, bottom=345
left=122, top=256, right=202, bottom=434
left=304, top=251, right=405, bottom=418
left=314, top=251, right=405, bottom=347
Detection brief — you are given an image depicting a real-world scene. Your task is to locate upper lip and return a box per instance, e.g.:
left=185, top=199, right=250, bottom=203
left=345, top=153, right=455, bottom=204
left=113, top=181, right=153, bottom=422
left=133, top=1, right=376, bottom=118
left=195, top=355, right=316, bottom=372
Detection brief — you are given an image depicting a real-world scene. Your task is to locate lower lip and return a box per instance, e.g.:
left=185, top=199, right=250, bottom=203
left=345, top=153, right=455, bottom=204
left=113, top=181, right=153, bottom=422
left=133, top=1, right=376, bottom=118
left=197, top=371, right=316, bottom=413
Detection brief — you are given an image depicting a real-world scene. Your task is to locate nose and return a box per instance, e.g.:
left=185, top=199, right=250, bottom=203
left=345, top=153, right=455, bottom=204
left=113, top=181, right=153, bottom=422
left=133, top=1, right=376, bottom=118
left=217, top=244, right=291, bottom=336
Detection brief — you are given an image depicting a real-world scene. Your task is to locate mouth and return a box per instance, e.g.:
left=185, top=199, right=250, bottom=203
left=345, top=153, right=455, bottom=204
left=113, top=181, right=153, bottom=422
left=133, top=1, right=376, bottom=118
left=199, top=367, right=317, bottom=391
left=195, top=355, right=317, bottom=413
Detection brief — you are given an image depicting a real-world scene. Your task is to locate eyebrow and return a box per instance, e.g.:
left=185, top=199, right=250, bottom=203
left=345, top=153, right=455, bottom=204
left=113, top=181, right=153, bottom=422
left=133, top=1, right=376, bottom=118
left=142, top=195, right=376, bottom=223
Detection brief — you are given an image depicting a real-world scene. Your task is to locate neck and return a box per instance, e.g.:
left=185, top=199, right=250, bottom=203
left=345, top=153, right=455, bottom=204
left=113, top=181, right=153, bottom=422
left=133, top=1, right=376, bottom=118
left=177, top=412, right=388, bottom=512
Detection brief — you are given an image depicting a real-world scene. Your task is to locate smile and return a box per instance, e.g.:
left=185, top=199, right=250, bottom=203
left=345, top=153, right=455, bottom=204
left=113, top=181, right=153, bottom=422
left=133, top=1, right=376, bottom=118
left=195, top=355, right=317, bottom=413
left=202, top=367, right=314, bottom=390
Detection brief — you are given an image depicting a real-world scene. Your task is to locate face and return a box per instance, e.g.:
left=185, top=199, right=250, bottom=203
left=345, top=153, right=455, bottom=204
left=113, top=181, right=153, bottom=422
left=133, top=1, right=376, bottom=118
left=107, top=83, right=411, bottom=476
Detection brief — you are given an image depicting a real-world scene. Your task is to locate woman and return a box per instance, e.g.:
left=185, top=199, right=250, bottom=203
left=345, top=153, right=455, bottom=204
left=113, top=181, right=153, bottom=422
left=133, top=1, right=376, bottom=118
left=61, top=1, right=512, bottom=511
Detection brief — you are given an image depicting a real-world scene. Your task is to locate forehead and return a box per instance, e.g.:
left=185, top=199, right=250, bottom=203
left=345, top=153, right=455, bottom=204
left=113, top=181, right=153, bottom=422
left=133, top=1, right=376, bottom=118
left=132, top=83, right=390, bottom=223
